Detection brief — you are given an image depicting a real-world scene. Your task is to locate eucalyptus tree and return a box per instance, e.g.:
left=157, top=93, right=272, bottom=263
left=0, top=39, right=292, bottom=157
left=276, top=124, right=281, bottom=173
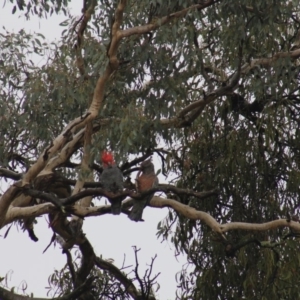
left=1, top=0, right=300, bottom=299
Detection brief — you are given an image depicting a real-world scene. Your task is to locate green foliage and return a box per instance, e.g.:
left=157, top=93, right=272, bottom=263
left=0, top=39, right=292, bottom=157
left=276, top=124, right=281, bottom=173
left=8, top=0, right=70, bottom=17
left=2, top=0, right=300, bottom=299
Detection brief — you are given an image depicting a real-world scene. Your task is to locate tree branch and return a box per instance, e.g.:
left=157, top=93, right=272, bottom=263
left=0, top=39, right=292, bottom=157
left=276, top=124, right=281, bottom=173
left=241, top=48, right=300, bottom=74
left=65, top=250, right=77, bottom=287
left=120, top=1, right=217, bottom=38
left=4, top=195, right=300, bottom=243
left=2, top=185, right=217, bottom=226
left=95, top=256, right=139, bottom=299
left=75, top=239, right=96, bottom=289
left=220, top=219, right=300, bottom=233
left=177, top=44, right=242, bottom=121
left=73, top=121, right=94, bottom=208
left=0, top=168, right=21, bottom=180
left=74, top=0, right=97, bottom=77
left=0, top=184, right=23, bottom=228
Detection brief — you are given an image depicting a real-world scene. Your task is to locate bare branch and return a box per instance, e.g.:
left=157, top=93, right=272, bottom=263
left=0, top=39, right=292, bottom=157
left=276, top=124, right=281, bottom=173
left=0, top=184, right=23, bottom=228
left=40, top=129, right=85, bottom=176
left=72, top=121, right=94, bottom=208
left=133, top=246, right=147, bottom=297
left=150, top=196, right=223, bottom=235
left=150, top=196, right=300, bottom=235
left=3, top=203, right=55, bottom=227
left=95, top=256, right=140, bottom=299
left=220, top=219, right=300, bottom=233
left=61, top=185, right=217, bottom=206
left=4, top=196, right=300, bottom=245
left=2, top=185, right=217, bottom=226
left=0, top=168, right=21, bottom=180
left=129, top=247, right=159, bottom=299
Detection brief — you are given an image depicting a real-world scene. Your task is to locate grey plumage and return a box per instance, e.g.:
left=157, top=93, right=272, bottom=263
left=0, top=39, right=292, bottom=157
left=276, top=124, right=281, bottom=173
left=129, top=159, right=158, bottom=222
left=99, top=164, right=124, bottom=215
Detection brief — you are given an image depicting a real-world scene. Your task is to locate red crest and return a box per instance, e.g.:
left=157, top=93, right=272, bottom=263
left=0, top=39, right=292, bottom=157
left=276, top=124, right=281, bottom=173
left=101, top=151, right=115, bottom=165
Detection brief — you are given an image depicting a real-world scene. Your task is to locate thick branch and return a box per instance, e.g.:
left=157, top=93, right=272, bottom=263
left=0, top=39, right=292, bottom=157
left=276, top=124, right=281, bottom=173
left=4, top=196, right=300, bottom=240
left=150, top=196, right=222, bottom=234
left=75, top=239, right=96, bottom=288
left=21, top=188, right=62, bottom=208
left=0, top=168, right=21, bottom=180
left=150, top=197, right=300, bottom=233
left=0, top=184, right=23, bottom=227
left=2, top=185, right=217, bottom=226
left=73, top=121, right=94, bottom=208
left=62, top=185, right=217, bottom=206
left=41, top=129, right=85, bottom=175
left=220, top=219, right=300, bottom=233
left=3, top=203, right=55, bottom=227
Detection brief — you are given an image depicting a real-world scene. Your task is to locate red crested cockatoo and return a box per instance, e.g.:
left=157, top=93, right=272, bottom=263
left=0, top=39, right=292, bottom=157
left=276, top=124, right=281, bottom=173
left=129, top=158, right=158, bottom=222
left=99, top=151, right=124, bottom=215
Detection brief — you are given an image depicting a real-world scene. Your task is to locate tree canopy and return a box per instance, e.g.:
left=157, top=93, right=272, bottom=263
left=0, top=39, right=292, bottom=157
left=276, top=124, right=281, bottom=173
left=1, top=0, right=300, bottom=299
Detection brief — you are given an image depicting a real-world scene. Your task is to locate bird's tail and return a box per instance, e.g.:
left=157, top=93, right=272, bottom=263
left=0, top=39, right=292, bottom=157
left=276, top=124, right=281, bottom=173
left=110, top=199, right=122, bottom=215
left=129, top=199, right=147, bottom=222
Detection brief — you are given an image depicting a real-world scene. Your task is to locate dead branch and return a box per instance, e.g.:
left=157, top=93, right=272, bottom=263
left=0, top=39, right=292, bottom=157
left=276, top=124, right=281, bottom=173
left=95, top=256, right=140, bottom=299
left=131, top=247, right=158, bottom=300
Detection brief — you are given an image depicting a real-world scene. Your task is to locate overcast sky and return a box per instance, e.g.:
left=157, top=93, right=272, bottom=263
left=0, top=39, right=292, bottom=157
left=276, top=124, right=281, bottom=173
left=0, top=2, right=186, bottom=299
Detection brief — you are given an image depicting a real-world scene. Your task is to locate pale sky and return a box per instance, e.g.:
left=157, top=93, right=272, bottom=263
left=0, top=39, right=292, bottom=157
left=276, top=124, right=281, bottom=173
left=0, top=2, right=186, bottom=299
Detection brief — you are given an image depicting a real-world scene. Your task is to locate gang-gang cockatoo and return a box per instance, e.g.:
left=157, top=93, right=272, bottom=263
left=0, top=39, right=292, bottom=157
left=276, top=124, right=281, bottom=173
left=129, top=158, right=158, bottom=222
left=99, top=151, right=124, bottom=215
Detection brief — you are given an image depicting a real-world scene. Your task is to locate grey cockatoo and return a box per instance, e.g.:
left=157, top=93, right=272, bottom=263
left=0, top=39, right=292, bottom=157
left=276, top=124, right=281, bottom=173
left=129, top=158, right=158, bottom=222
left=99, top=151, right=124, bottom=215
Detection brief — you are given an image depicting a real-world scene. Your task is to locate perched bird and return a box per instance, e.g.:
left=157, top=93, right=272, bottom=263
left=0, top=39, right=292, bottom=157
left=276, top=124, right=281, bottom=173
left=129, top=158, right=158, bottom=222
left=99, top=151, right=124, bottom=215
